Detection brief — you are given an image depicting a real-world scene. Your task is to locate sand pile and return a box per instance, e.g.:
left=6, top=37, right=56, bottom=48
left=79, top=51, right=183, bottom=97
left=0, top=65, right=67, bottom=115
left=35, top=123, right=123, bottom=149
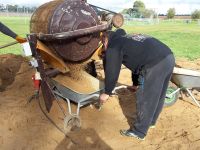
left=0, top=54, right=28, bottom=92
left=1, top=55, right=200, bottom=150
left=53, top=61, right=103, bottom=94
left=66, top=63, right=86, bottom=80
left=176, top=58, right=200, bottom=70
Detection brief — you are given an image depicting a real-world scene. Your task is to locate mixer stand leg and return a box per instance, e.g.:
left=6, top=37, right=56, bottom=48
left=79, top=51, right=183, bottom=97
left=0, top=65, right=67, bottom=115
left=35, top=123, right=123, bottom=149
left=185, top=88, right=200, bottom=108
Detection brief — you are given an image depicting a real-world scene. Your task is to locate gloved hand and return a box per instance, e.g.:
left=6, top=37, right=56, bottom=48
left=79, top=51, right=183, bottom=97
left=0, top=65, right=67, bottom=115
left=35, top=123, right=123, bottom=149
left=15, top=35, right=27, bottom=43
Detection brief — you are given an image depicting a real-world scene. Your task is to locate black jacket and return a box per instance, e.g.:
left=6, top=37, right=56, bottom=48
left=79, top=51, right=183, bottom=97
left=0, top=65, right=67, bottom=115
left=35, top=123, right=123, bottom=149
left=103, top=30, right=172, bottom=95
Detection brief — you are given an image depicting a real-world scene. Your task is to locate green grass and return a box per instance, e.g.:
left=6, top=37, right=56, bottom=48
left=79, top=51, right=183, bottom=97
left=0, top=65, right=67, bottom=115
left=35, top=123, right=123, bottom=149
left=0, top=16, right=200, bottom=60
left=0, top=16, right=30, bottom=54
left=123, top=20, right=200, bottom=60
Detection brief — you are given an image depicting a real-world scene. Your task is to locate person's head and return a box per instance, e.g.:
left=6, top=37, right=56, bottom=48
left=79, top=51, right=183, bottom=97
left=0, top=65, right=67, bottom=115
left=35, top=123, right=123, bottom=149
left=114, top=28, right=126, bottom=37
left=101, top=28, right=126, bottom=52
left=95, top=28, right=126, bottom=59
left=90, top=31, right=109, bottom=61
left=101, top=31, right=109, bottom=50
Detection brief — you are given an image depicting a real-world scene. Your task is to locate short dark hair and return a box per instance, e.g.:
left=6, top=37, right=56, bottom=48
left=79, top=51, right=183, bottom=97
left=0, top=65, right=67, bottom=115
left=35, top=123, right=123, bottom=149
left=102, top=28, right=126, bottom=42
left=114, top=28, right=126, bottom=36
left=101, top=31, right=109, bottom=44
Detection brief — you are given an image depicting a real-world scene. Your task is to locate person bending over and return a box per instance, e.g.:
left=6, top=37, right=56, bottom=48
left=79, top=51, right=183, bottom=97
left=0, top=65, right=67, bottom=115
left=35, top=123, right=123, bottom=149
left=99, top=29, right=175, bottom=140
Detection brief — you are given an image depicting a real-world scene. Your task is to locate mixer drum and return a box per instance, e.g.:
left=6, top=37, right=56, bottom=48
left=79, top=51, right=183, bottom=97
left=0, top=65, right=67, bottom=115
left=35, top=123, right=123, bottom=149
left=30, top=0, right=101, bottom=62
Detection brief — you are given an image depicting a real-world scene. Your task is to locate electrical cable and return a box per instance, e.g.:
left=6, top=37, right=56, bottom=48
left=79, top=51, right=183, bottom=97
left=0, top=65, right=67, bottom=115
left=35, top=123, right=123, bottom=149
left=37, top=97, right=77, bottom=145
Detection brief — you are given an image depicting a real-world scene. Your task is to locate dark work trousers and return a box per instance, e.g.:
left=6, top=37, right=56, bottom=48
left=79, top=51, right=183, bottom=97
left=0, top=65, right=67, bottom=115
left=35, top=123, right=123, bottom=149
left=133, top=54, right=175, bottom=138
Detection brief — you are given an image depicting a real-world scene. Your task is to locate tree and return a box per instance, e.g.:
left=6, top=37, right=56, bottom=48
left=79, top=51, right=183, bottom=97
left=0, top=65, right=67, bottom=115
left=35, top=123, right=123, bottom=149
left=127, top=8, right=133, bottom=16
left=6, top=4, right=18, bottom=12
left=143, top=9, right=157, bottom=18
left=133, top=0, right=145, bottom=10
left=121, top=8, right=133, bottom=16
left=121, top=1, right=157, bottom=18
left=121, top=8, right=128, bottom=14
left=132, top=0, right=145, bottom=18
left=0, top=3, right=5, bottom=11
left=191, top=9, right=200, bottom=20
left=167, top=8, right=175, bottom=19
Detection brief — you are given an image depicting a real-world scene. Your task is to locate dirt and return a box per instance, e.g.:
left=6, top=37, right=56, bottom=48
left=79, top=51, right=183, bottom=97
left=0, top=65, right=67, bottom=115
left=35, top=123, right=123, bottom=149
left=0, top=55, right=200, bottom=150
left=0, top=54, right=25, bottom=92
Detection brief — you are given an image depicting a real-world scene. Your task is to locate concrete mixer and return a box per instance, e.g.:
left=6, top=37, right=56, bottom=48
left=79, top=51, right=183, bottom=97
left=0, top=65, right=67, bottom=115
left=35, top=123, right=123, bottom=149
left=25, top=0, right=124, bottom=129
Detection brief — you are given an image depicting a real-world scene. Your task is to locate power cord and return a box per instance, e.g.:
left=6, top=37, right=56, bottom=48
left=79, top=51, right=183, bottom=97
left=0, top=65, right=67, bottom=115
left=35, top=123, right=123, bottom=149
left=37, top=97, right=77, bottom=145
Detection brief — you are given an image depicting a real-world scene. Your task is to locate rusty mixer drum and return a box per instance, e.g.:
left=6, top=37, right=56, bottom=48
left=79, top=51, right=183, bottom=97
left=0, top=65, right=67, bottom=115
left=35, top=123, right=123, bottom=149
left=30, top=0, right=101, bottom=62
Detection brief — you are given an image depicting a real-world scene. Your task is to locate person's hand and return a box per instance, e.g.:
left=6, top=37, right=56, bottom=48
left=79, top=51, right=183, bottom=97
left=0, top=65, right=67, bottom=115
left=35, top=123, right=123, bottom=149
left=15, top=35, right=27, bottom=43
left=99, top=93, right=109, bottom=104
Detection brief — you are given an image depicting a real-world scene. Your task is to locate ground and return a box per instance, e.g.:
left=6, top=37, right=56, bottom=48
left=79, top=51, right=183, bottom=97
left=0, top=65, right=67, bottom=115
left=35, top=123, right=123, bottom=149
left=0, top=54, right=200, bottom=150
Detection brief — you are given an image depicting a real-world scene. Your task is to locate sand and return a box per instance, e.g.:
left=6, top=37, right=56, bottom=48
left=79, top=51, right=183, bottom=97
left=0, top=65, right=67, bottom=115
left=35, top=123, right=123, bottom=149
left=53, top=72, right=104, bottom=94
left=52, top=60, right=104, bottom=94
left=0, top=54, right=25, bottom=91
left=0, top=55, right=200, bottom=150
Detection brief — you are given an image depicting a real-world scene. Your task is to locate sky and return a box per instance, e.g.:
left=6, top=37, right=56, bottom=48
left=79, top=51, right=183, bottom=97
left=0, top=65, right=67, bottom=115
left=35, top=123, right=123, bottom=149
left=1, top=0, right=200, bottom=14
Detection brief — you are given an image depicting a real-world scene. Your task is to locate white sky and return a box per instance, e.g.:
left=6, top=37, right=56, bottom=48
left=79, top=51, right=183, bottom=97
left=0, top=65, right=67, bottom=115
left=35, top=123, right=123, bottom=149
left=1, top=0, right=200, bottom=14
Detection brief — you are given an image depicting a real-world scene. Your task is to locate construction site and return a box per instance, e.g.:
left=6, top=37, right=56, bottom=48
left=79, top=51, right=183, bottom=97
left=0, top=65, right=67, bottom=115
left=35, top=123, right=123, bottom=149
left=1, top=0, right=200, bottom=149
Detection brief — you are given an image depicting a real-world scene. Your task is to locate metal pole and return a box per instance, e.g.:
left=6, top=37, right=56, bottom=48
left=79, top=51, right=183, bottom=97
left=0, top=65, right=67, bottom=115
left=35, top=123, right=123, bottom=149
left=6, top=4, right=8, bottom=17
left=186, top=88, right=200, bottom=108
left=88, top=3, right=117, bottom=14
left=0, top=41, right=18, bottom=49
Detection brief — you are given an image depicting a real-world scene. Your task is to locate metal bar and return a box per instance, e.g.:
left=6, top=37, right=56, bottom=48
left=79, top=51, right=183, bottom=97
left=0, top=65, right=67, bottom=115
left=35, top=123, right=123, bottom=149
left=77, top=93, right=100, bottom=115
left=45, top=69, right=60, bottom=77
left=88, top=3, right=117, bottom=14
left=65, top=98, right=72, bottom=115
left=54, top=91, right=72, bottom=115
left=186, top=88, right=200, bottom=108
left=0, top=41, right=18, bottom=49
left=53, top=90, right=101, bottom=116
left=28, top=34, right=55, bottom=112
left=79, top=94, right=100, bottom=103
left=166, top=88, right=181, bottom=98
left=77, top=103, right=81, bottom=116
left=54, top=95, right=67, bottom=117
left=38, top=22, right=109, bottom=41
left=40, top=81, right=55, bottom=111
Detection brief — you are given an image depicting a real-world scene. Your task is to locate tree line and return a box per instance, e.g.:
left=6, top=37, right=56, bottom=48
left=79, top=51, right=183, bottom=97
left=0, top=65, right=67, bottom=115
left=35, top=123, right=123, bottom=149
left=0, top=3, right=37, bottom=13
left=121, top=0, right=200, bottom=20
left=1, top=1, right=200, bottom=19
left=121, top=1, right=157, bottom=18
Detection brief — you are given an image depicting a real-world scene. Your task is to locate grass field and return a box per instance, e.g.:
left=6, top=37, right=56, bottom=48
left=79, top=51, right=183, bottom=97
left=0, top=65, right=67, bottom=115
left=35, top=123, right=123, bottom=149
left=123, top=20, right=200, bottom=60
left=0, top=16, right=200, bottom=60
left=0, top=17, right=30, bottom=54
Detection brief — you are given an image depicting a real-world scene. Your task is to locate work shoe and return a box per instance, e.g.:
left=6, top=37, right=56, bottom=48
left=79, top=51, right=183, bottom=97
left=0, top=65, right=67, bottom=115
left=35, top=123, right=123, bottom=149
left=120, top=129, right=145, bottom=141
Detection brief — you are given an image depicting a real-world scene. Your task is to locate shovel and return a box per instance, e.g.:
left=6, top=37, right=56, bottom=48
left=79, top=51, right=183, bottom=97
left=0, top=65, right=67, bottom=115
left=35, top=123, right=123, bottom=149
left=0, top=41, right=18, bottom=49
